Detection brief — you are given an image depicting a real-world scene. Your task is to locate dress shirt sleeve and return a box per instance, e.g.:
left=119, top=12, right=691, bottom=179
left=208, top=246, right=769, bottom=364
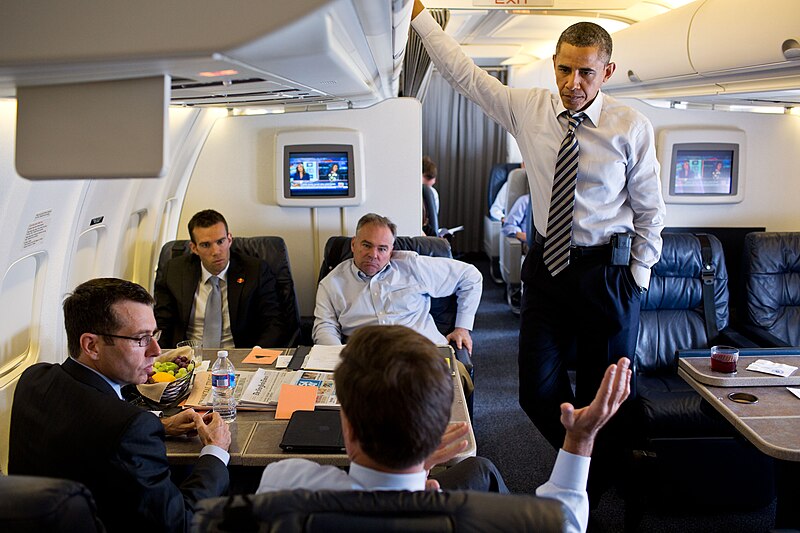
left=257, top=459, right=356, bottom=492
left=200, top=444, right=230, bottom=466
left=535, top=449, right=590, bottom=533
left=414, top=255, right=483, bottom=331
left=312, top=280, right=344, bottom=345
left=502, top=196, right=528, bottom=238
left=489, top=182, right=508, bottom=221
left=625, top=118, right=666, bottom=289
left=411, top=9, right=520, bottom=135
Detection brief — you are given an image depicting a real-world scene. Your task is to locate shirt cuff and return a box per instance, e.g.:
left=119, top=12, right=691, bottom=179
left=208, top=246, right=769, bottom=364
left=551, top=449, right=591, bottom=491
left=410, top=7, right=438, bottom=36
left=630, top=262, right=651, bottom=290
left=454, top=314, right=475, bottom=331
left=201, top=444, right=230, bottom=466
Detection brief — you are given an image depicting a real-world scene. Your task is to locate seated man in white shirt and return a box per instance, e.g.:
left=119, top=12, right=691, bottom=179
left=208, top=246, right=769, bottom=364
left=258, top=325, right=632, bottom=533
left=502, top=194, right=531, bottom=247
left=489, top=181, right=509, bottom=222
left=313, top=212, right=481, bottom=356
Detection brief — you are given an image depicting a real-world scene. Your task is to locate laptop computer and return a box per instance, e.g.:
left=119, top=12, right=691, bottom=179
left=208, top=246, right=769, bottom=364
left=279, top=409, right=346, bottom=453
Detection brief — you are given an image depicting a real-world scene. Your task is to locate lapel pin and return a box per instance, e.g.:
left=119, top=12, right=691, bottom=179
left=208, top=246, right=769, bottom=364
left=237, top=277, right=245, bottom=284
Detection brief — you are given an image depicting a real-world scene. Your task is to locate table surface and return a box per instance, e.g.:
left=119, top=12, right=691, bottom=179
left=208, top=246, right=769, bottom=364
left=678, top=357, right=800, bottom=462
left=165, top=348, right=476, bottom=466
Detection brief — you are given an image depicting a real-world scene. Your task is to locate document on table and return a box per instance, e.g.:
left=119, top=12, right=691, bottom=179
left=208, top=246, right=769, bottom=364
left=746, top=359, right=798, bottom=377
left=303, top=345, right=343, bottom=371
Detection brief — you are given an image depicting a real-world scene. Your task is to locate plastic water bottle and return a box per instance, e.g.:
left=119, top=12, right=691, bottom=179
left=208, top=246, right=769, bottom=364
left=211, top=350, right=236, bottom=422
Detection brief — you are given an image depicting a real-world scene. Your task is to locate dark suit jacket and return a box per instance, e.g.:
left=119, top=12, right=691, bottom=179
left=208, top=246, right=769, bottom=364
left=154, top=250, right=288, bottom=348
left=8, top=358, right=229, bottom=532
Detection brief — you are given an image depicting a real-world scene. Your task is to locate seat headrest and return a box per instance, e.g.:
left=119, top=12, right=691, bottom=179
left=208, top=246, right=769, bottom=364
left=636, top=233, right=730, bottom=375
left=193, top=489, right=563, bottom=533
left=743, top=231, right=800, bottom=344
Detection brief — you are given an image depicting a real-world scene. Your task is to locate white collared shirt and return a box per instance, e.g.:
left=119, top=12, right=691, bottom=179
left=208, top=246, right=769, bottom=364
left=312, top=251, right=482, bottom=346
left=412, top=9, right=666, bottom=289
left=188, top=262, right=234, bottom=348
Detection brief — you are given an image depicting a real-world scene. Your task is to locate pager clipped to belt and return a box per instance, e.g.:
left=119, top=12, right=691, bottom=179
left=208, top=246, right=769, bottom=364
left=610, top=232, right=633, bottom=266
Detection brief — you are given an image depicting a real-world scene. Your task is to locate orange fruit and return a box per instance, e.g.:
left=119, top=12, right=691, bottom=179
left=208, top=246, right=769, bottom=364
left=151, top=371, right=176, bottom=383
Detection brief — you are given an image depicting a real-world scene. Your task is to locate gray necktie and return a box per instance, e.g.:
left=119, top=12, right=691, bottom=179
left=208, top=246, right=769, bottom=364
left=203, top=276, right=222, bottom=348
left=543, top=112, right=586, bottom=276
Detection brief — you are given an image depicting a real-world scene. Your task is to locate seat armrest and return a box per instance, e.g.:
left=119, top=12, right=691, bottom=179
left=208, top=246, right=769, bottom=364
left=735, top=323, right=792, bottom=348
left=499, top=236, right=522, bottom=285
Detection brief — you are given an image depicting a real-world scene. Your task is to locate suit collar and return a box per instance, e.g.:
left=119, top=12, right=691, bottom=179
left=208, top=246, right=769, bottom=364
left=62, top=357, right=121, bottom=398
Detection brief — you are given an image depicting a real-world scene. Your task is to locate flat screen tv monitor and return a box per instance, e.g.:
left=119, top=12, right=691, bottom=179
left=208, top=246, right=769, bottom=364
left=285, top=145, right=353, bottom=198
left=658, top=129, right=745, bottom=204
left=275, top=130, right=364, bottom=207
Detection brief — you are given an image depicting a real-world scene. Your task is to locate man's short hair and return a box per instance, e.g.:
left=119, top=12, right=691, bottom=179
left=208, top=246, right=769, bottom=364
left=356, top=213, right=397, bottom=240
left=422, top=156, right=437, bottom=180
left=335, top=325, right=453, bottom=469
left=556, top=22, right=613, bottom=64
left=188, top=209, right=229, bottom=243
left=63, top=278, right=154, bottom=359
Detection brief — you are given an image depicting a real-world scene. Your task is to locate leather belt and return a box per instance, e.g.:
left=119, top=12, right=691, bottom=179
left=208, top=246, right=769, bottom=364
left=533, top=231, right=610, bottom=259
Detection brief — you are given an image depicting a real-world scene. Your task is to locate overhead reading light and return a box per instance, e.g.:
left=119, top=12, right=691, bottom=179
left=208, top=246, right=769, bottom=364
left=782, top=39, right=800, bottom=60
left=198, top=69, right=239, bottom=78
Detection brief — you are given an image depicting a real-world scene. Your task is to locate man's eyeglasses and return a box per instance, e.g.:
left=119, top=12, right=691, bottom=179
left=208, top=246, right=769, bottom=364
left=95, top=330, right=162, bottom=347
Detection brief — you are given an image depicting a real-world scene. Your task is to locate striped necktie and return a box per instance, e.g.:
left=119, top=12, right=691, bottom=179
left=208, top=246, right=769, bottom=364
left=543, top=112, right=586, bottom=276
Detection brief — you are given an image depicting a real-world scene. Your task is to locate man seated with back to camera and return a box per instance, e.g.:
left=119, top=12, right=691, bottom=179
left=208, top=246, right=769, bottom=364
left=154, top=209, right=294, bottom=350
left=8, top=277, right=231, bottom=532
left=258, top=325, right=632, bottom=533
left=313, top=212, right=481, bottom=377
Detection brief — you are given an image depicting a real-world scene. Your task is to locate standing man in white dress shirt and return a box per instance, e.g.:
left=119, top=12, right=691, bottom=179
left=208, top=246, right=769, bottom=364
left=411, top=0, right=666, bottom=505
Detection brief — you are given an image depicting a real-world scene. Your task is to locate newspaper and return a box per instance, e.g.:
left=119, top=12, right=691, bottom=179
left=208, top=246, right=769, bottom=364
left=185, top=369, right=339, bottom=410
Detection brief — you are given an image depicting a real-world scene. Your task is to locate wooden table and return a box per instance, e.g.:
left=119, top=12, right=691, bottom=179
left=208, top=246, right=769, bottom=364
left=678, top=355, right=800, bottom=461
left=678, top=353, right=800, bottom=527
left=166, top=348, right=476, bottom=467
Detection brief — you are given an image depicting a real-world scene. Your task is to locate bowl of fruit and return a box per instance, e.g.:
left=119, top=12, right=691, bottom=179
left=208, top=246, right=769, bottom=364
left=137, top=346, right=197, bottom=404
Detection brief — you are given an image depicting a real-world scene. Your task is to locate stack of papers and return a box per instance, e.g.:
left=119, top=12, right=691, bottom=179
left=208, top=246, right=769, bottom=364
left=303, top=345, right=343, bottom=371
left=746, top=359, right=798, bottom=377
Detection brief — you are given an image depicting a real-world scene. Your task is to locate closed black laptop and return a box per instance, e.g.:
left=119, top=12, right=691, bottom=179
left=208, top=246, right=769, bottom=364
left=279, top=409, right=346, bottom=453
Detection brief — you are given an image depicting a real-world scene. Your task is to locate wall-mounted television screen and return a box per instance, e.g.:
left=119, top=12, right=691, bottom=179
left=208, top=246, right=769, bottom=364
left=670, top=145, right=736, bottom=196
left=285, top=146, right=353, bottom=198
left=275, top=130, right=364, bottom=207
left=657, top=128, right=745, bottom=205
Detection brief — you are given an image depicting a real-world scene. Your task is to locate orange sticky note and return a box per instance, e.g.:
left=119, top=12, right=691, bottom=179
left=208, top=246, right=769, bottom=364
left=242, top=348, right=282, bottom=365
left=275, top=384, right=317, bottom=420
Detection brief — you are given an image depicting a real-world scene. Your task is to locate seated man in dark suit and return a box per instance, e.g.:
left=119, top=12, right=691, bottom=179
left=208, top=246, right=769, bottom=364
left=258, top=325, right=631, bottom=533
left=8, top=277, right=231, bottom=532
left=155, top=209, right=288, bottom=348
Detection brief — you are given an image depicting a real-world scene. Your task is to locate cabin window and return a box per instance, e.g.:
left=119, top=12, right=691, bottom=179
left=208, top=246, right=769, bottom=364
left=0, top=255, right=41, bottom=383
left=68, top=227, right=105, bottom=291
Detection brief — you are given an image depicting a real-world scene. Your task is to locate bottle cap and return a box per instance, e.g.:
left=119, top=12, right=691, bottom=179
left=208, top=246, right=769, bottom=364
left=217, top=350, right=228, bottom=358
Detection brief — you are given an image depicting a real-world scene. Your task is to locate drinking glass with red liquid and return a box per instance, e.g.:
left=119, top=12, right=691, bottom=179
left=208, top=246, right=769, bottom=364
left=710, top=345, right=739, bottom=373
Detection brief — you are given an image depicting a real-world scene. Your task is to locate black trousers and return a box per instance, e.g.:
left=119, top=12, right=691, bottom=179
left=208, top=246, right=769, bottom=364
left=518, top=244, right=641, bottom=451
left=430, top=457, right=509, bottom=493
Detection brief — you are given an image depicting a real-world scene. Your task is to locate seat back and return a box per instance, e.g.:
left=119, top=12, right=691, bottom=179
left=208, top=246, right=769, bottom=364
left=743, top=231, right=800, bottom=345
left=486, top=162, right=521, bottom=212
left=158, top=236, right=301, bottom=346
left=502, top=168, right=528, bottom=215
left=0, top=475, right=105, bottom=532
left=192, top=490, right=563, bottom=533
left=319, top=236, right=456, bottom=336
left=498, top=169, right=529, bottom=288
left=636, top=232, right=729, bottom=375
left=422, top=184, right=439, bottom=237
